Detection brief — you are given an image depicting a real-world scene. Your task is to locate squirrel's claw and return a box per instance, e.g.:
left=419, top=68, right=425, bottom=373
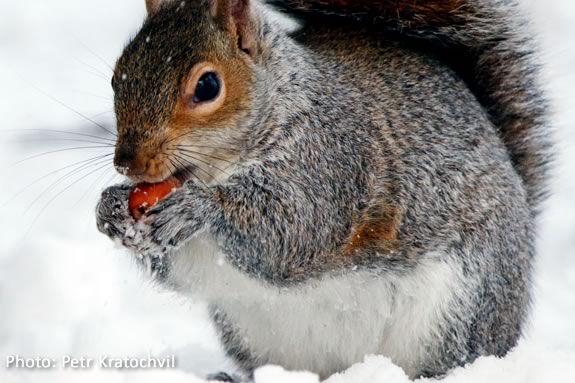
left=96, top=184, right=152, bottom=258
left=96, top=184, right=133, bottom=241
left=97, top=181, right=207, bottom=261
left=140, top=184, right=206, bottom=255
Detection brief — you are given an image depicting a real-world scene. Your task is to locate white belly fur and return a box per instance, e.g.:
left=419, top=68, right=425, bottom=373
left=166, top=233, right=467, bottom=377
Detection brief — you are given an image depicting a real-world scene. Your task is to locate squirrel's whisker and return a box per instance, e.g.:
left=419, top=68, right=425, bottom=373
left=163, top=127, right=234, bottom=145
left=172, top=153, right=217, bottom=183
left=164, top=130, right=220, bottom=146
left=23, top=156, right=114, bottom=216
left=28, top=82, right=117, bottom=137
left=76, top=39, right=115, bottom=73
left=89, top=110, right=115, bottom=119
left=17, top=138, right=115, bottom=146
left=73, top=166, right=117, bottom=209
left=13, top=146, right=114, bottom=166
left=25, top=162, right=113, bottom=235
left=169, top=157, right=209, bottom=190
left=2, top=129, right=116, bottom=143
left=174, top=147, right=239, bottom=166
left=1, top=153, right=113, bottom=210
left=72, top=56, right=113, bottom=81
left=81, top=172, right=120, bottom=233
left=175, top=151, right=233, bottom=177
left=76, top=68, right=110, bottom=82
left=172, top=154, right=214, bottom=183
left=174, top=144, right=241, bottom=153
left=70, top=89, right=114, bottom=102
left=18, top=75, right=117, bottom=137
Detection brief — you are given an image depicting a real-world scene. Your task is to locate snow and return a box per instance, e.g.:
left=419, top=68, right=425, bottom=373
left=0, top=0, right=574, bottom=382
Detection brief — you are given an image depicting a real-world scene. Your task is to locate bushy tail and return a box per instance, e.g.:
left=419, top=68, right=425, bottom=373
left=266, top=0, right=551, bottom=213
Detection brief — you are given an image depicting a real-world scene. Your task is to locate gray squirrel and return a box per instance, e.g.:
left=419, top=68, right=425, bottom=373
left=96, top=0, right=550, bottom=380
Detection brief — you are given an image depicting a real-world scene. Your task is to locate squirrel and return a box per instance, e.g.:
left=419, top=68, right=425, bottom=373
left=96, top=0, right=550, bottom=380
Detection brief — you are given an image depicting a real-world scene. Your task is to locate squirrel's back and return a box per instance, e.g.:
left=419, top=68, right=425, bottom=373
left=267, top=0, right=551, bottom=213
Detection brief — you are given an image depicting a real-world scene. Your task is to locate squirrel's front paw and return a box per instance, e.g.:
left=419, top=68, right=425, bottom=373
left=139, top=183, right=206, bottom=255
left=96, top=184, right=134, bottom=241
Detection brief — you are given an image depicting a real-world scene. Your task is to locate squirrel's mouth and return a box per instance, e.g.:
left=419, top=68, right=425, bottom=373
left=128, top=164, right=198, bottom=185
left=171, top=165, right=197, bottom=184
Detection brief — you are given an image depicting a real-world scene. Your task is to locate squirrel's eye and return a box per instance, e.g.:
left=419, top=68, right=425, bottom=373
left=193, top=72, right=220, bottom=103
left=183, top=63, right=226, bottom=115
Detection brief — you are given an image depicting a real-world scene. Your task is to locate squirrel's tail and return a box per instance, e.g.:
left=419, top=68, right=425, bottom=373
left=267, top=0, right=551, bottom=213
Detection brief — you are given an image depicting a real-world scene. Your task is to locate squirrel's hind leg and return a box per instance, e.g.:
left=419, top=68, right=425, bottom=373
left=206, top=372, right=246, bottom=382
left=209, top=306, right=256, bottom=381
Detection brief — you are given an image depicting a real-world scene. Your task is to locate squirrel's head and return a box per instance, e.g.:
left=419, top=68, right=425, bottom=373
left=112, top=0, right=263, bottom=183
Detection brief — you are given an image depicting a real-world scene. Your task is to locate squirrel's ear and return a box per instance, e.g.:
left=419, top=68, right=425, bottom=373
left=211, top=0, right=260, bottom=57
left=145, top=0, right=161, bottom=15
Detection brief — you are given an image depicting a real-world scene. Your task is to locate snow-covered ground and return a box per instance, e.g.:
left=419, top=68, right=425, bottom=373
left=0, top=0, right=573, bottom=382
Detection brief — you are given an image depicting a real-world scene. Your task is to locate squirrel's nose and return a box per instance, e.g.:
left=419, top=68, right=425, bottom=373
left=114, top=144, right=146, bottom=176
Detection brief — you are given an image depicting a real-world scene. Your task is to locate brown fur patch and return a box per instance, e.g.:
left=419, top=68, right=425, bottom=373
left=343, top=204, right=401, bottom=256
left=145, top=0, right=160, bottom=14
left=169, top=55, right=252, bottom=134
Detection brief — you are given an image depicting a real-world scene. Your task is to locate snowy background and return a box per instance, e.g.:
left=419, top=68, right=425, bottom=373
left=0, top=0, right=573, bottom=382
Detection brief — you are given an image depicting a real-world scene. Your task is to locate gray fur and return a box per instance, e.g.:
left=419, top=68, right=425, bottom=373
left=96, top=0, right=549, bottom=379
